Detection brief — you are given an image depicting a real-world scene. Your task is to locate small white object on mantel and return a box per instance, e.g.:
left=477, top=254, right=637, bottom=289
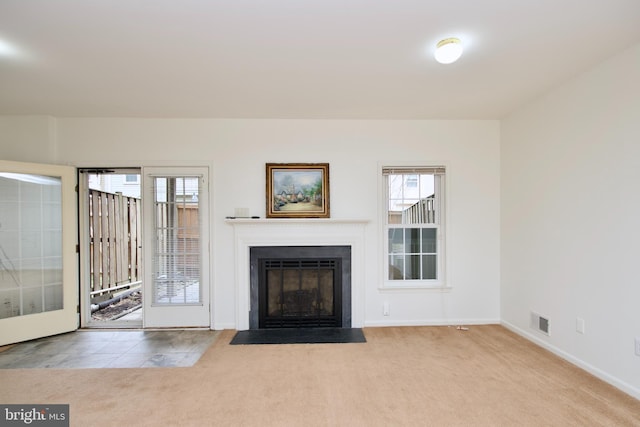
left=234, top=207, right=250, bottom=217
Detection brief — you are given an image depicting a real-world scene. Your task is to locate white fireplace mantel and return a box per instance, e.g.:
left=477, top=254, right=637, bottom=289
left=226, top=218, right=369, bottom=330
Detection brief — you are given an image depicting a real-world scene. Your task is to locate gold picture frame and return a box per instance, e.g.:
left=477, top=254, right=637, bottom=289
left=266, top=163, right=330, bottom=218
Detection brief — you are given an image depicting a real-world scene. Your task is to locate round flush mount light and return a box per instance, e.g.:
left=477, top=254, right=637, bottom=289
left=434, top=37, right=463, bottom=64
left=0, top=39, right=17, bottom=57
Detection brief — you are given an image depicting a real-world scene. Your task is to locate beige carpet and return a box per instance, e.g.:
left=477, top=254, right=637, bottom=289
left=1, top=325, right=638, bottom=426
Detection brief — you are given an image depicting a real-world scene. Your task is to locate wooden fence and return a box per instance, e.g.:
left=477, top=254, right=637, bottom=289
left=154, top=203, right=200, bottom=280
left=89, top=189, right=141, bottom=302
left=402, top=196, right=436, bottom=224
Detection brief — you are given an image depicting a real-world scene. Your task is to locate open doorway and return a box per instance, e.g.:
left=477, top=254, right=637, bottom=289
left=79, top=168, right=142, bottom=328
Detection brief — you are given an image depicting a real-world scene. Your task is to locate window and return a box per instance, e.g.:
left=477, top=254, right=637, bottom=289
left=405, top=175, right=418, bottom=188
left=151, top=176, right=202, bottom=305
left=124, top=174, right=139, bottom=184
left=383, top=166, right=445, bottom=286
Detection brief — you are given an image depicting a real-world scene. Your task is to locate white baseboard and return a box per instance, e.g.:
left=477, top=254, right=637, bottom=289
left=363, top=318, right=500, bottom=327
left=212, top=323, right=236, bottom=331
left=501, top=320, right=640, bottom=400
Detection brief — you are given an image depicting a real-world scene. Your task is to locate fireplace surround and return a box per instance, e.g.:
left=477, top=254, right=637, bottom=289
left=226, top=218, right=368, bottom=330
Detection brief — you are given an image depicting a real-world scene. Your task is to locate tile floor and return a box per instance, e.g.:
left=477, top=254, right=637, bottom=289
left=0, top=329, right=220, bottom=369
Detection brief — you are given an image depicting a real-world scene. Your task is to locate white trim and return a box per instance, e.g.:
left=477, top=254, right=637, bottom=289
left=224, top=218, right=368, bottom=225
left=213, top=322, right=235, bottom=331
left=501, top=320, right=640, bottom=400
left=377, top=285, right=453, bottom=292
left=365, top=318, right=500, bottom=327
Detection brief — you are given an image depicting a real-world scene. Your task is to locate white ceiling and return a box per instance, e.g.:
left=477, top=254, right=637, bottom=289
left=1, top=0, right=639, bottom=119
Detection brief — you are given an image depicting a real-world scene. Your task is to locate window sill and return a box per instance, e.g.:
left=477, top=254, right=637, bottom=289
left=378, top=284, right=452, bottom=292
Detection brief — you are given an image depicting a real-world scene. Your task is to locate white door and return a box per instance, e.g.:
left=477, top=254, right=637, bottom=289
left=0, top=160, right=78, bottom=346
left=142, top=167, right=210, bottom=328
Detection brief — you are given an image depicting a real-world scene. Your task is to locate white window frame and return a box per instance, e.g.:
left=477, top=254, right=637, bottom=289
left=380, top=164, right=447, bottom=289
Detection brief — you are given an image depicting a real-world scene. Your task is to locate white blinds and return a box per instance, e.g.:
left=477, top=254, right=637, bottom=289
left=382, top=166, right=445, bottom=175
left=152, top=176, right=202, bottom=305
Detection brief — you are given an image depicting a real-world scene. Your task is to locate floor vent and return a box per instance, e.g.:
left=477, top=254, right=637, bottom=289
left=530, top=311, right=550, bottom=336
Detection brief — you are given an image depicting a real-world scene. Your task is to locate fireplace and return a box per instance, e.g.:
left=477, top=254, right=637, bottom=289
left=227, top=218, right=367, bottom=330
left=249, top=246, right=351, bottom=329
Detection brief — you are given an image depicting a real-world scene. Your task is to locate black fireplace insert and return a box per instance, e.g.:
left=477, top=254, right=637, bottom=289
left=250, top=246, right=351, bottom=329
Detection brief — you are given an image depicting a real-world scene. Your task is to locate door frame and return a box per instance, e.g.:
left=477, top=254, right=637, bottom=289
left=78, top=167, right=143, bottom=328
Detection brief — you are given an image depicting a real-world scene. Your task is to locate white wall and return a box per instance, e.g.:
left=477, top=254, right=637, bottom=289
left=1, top=118, right=501, bottom=329
left=0, top=116, right=57, bottom=163
left=501, top=43, right=640, bottom=398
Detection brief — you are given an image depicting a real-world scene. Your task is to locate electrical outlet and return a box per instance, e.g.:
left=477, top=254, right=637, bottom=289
left=576, top=318, right=585, bottom=334
left=383, top=301, right=390, bottom=316
left=635, top=337, right=640, bottom=357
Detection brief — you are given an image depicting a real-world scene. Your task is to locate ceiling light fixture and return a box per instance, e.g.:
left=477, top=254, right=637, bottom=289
left=434, top=37, right=463, bottom=64
left=0, top=39, right=17, bottom=57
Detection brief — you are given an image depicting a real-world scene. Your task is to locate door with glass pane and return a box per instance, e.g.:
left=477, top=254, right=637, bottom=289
left=0, top=160, right=78, bottom=346
left=142, top=167, right=210, bottom=328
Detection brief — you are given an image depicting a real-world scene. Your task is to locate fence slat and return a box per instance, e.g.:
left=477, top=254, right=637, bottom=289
left=114, top=193, right=123, bottom=284
left=91, top=190, right=102, bottom=293
left=136, top=200, right=142, bottom=282
left=120, top=194, right=127, bottom=283
left=129, top=198, right=137, bottom=282
left=100, top=192, right=110, bottom=291
left=108, top=194, right=117, bottom=287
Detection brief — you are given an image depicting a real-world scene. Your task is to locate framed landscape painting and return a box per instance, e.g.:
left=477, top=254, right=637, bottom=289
left=266, top=163, right=330, bottom=218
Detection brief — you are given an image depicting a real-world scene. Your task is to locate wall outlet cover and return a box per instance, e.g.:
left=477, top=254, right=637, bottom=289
left=383, top=302, right=390, bottom=316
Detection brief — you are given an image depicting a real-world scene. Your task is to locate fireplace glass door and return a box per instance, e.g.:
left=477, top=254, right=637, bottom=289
left=260, top=259, right=341, bottom=328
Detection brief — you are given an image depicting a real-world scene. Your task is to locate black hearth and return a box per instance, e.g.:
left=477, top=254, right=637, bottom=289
left=249, top=246, right=351, bottom=329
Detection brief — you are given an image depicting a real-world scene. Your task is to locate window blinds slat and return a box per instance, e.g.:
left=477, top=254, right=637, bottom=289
left=382, top=166, right=445, bottom=175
